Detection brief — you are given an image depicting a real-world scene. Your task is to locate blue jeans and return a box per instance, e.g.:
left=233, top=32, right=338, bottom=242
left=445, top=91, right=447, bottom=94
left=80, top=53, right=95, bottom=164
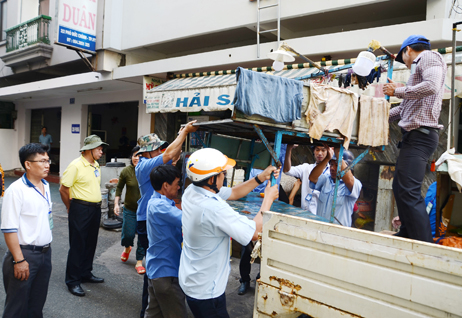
left=186, top=293, right=230, bottom=318
left=121, top=206, right=145, bottom=261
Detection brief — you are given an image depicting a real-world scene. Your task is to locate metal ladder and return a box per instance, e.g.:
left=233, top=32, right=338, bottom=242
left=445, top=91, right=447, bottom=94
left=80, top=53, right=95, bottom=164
left=257, top=0, right=280, bottom=58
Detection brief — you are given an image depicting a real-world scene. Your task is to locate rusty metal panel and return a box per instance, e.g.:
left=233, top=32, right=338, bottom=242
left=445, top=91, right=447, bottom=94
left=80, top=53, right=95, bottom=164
left=374, top=165, right=397, bottom=232
left=254, top=281, right=361, bottom=318
left=255, top=212, right=462, bottom=318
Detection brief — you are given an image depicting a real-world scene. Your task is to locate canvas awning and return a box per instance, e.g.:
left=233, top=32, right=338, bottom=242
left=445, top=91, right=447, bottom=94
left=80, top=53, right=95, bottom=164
left=145, top=51, right=462, bottom=113
left=145, top=65, right=346, bottom=113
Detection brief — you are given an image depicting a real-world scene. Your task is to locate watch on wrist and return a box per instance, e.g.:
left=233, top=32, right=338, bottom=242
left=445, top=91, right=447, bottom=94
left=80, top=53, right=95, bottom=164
left=255, top=175, right=263, bottom=185
left=13, top=258, right=26, bottom=265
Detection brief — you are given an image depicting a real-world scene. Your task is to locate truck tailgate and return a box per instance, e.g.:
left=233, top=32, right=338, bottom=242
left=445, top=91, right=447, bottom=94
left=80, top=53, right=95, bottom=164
left=254, top=212, right=462, bottom=318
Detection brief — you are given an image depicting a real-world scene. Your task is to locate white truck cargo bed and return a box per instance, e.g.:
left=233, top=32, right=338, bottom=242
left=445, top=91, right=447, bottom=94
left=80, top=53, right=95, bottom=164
left=253, top=212, right=462, bottom=318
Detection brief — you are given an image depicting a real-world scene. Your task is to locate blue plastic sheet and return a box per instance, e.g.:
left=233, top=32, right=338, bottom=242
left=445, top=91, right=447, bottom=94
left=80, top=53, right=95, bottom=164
left=228, top=192, right=328, bottom=222
left=233, top=67, right=303, bottom=123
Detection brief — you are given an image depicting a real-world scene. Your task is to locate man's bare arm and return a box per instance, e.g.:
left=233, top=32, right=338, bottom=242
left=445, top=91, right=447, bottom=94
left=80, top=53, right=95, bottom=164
left=4, top=233, right=29, bottom=281
left=59, top=185, right=71, bottom=213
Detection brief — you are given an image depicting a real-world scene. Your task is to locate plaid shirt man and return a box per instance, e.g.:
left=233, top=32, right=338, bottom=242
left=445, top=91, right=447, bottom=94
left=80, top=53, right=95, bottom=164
left=389, top=50, right=447, bottom=131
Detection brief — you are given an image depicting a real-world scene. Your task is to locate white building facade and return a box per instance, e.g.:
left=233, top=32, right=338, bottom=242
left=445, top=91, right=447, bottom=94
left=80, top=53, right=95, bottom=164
left=0, top=0, right=460, bottom=174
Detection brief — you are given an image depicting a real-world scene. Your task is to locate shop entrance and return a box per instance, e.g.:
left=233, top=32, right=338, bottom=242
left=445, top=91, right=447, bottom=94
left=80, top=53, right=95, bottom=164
left=88, top=101, right=139, bottom=165
left=30, top=107, right=61, bottom=173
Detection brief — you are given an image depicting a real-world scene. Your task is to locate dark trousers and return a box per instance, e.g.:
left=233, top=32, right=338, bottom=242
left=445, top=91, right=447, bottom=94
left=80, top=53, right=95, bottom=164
left=239, top=243, right=253, bottom=283
left=2, top=247, right=52, bottom=318
left=145, top=277, right=187, bottom=318
left=138, top=220, right=149, bottom=318
left=121, top=207, right=145, bottom=261
left=393, top=129, right=437, bottom=243
left=186, top=293, right=230, bottom=318
left=65, top=200, right=101, bottom=286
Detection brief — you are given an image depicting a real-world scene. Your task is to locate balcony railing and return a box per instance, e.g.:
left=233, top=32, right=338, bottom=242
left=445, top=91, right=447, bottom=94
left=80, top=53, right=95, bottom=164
left=5, top=15, right=51, bottom=53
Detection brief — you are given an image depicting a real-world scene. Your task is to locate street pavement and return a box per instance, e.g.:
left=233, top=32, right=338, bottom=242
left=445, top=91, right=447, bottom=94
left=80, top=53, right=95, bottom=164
left=0, top=176, right=259, bottom=318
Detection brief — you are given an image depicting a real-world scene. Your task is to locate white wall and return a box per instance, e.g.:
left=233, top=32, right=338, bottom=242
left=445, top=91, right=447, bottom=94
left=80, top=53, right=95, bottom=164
left=60, top=103, right=86, bottom=174
left=14, top=88, right=146, bottom=175
left=115, top=0, right=384, bottom=51
left=0, top=129, right=19, bottom=170
left=20, top=0, right=39, bottom=22
left=114, top=18, right=459, bottom=80
left=138, top=101, right=150, bottom=137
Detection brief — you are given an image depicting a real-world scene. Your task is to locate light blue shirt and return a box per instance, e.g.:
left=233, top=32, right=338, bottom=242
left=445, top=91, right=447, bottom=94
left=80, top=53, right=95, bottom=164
left=135, top=155, right=171, bottom=221
left=146, top=191, right=183, bottom=279
left=286, top=163, right=329, bottom=213
left=39, top=134, right=52, bottom=151
left=309, top=174, right=361, bottom=227
left=179, top=185, right=256, bottom=300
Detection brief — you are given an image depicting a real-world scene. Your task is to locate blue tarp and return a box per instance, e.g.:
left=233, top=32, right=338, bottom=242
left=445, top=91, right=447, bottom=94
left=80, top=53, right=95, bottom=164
left=233, top=67, right=303, bottom=123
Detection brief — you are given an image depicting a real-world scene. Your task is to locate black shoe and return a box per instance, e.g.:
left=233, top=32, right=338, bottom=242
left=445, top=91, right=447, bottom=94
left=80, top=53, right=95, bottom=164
left=238, top=281, right=250, bottom=295
left=68, top=284, right=85, bottom=297
left=82, top=275, right=104, bottom=283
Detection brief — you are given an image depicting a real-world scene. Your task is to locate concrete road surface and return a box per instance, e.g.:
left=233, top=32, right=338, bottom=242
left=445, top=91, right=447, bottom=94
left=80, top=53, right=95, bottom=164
left=0, top=176, right=259, bottom=318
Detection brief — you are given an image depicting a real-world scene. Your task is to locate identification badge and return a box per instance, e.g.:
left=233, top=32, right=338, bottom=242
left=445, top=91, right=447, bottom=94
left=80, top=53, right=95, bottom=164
left=426, top=202, right=433, bottom=215
left=48, top=211, right=54, bottom=230
left=305, top=193, right=312, bottom=202
left=94, top=169, right=100, bottom=177
left=410, top=63, right=416, bottom=75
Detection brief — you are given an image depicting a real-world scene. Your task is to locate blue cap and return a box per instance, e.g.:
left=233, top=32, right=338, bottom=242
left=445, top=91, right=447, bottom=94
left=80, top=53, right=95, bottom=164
left=396, top=35, right=431, bottom=64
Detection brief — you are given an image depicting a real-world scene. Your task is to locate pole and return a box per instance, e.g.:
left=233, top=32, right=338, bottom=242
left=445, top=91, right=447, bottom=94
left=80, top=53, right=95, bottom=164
left=277, top=0, right=280, bottom=49
left=385, top=58, right=394, bottom=102
left=451, top=22, right=462, bottom=150
left=257, top=0, right=260, bottom=58
left=330, top=145, right=344, bottom=224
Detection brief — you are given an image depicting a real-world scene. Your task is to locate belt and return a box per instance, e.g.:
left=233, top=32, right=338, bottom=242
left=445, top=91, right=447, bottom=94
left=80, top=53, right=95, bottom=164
left=72, top=199, right=101, bottom=207
left=414, top=126, right=439, bottom=135
left=20, top=244, right=50, bottom=253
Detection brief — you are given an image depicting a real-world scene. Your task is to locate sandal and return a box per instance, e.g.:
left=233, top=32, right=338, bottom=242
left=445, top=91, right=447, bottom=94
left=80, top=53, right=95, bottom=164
left=120, top=247, right=132, bottom=262
left=135, top=265, right=146, bottom=275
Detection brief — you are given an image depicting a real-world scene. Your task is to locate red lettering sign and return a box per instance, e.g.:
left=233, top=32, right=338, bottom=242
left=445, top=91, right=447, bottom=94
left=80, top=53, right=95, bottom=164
left=62, top=3, right=96, bottom=31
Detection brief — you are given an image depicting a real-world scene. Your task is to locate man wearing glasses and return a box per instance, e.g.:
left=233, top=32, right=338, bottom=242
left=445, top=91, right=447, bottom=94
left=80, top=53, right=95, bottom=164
left=59, top=135, right=108, bottom=297
left=1, top=143, right=53, bottom=317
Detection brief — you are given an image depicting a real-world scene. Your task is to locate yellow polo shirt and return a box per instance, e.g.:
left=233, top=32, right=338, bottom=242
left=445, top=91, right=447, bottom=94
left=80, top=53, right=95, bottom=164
left=61, top=155, right=102, bottom=203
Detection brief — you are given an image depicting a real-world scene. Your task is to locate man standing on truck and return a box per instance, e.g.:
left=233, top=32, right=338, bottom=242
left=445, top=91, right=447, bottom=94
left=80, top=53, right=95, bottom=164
left=309, top=147, right=361, bottom=227
left=383, top=35, right=446, bottom=243
left=179, top=148, right=279, bottom=317
left=283, top=143, right=330, bottom=214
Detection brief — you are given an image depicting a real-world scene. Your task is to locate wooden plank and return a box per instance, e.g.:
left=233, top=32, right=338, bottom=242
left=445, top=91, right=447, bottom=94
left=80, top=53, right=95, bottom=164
left=374, top=165, right=396, bottom=232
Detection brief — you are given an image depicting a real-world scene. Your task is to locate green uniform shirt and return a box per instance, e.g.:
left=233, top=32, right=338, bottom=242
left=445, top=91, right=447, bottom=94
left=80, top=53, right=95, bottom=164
left=115, top=165, right=140, bottom=212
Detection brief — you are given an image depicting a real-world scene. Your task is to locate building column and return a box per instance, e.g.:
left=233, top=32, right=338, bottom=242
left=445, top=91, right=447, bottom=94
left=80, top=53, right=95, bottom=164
left=137, top=100, right=151, bottom=138
left=60, top=104, right=88, bottom=175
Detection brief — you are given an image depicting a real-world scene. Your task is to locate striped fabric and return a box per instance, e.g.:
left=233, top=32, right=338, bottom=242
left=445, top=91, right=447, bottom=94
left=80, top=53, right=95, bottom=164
left=148, top=65, right=344, bottom=93
left=148, top=49, right=462, bottom=97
